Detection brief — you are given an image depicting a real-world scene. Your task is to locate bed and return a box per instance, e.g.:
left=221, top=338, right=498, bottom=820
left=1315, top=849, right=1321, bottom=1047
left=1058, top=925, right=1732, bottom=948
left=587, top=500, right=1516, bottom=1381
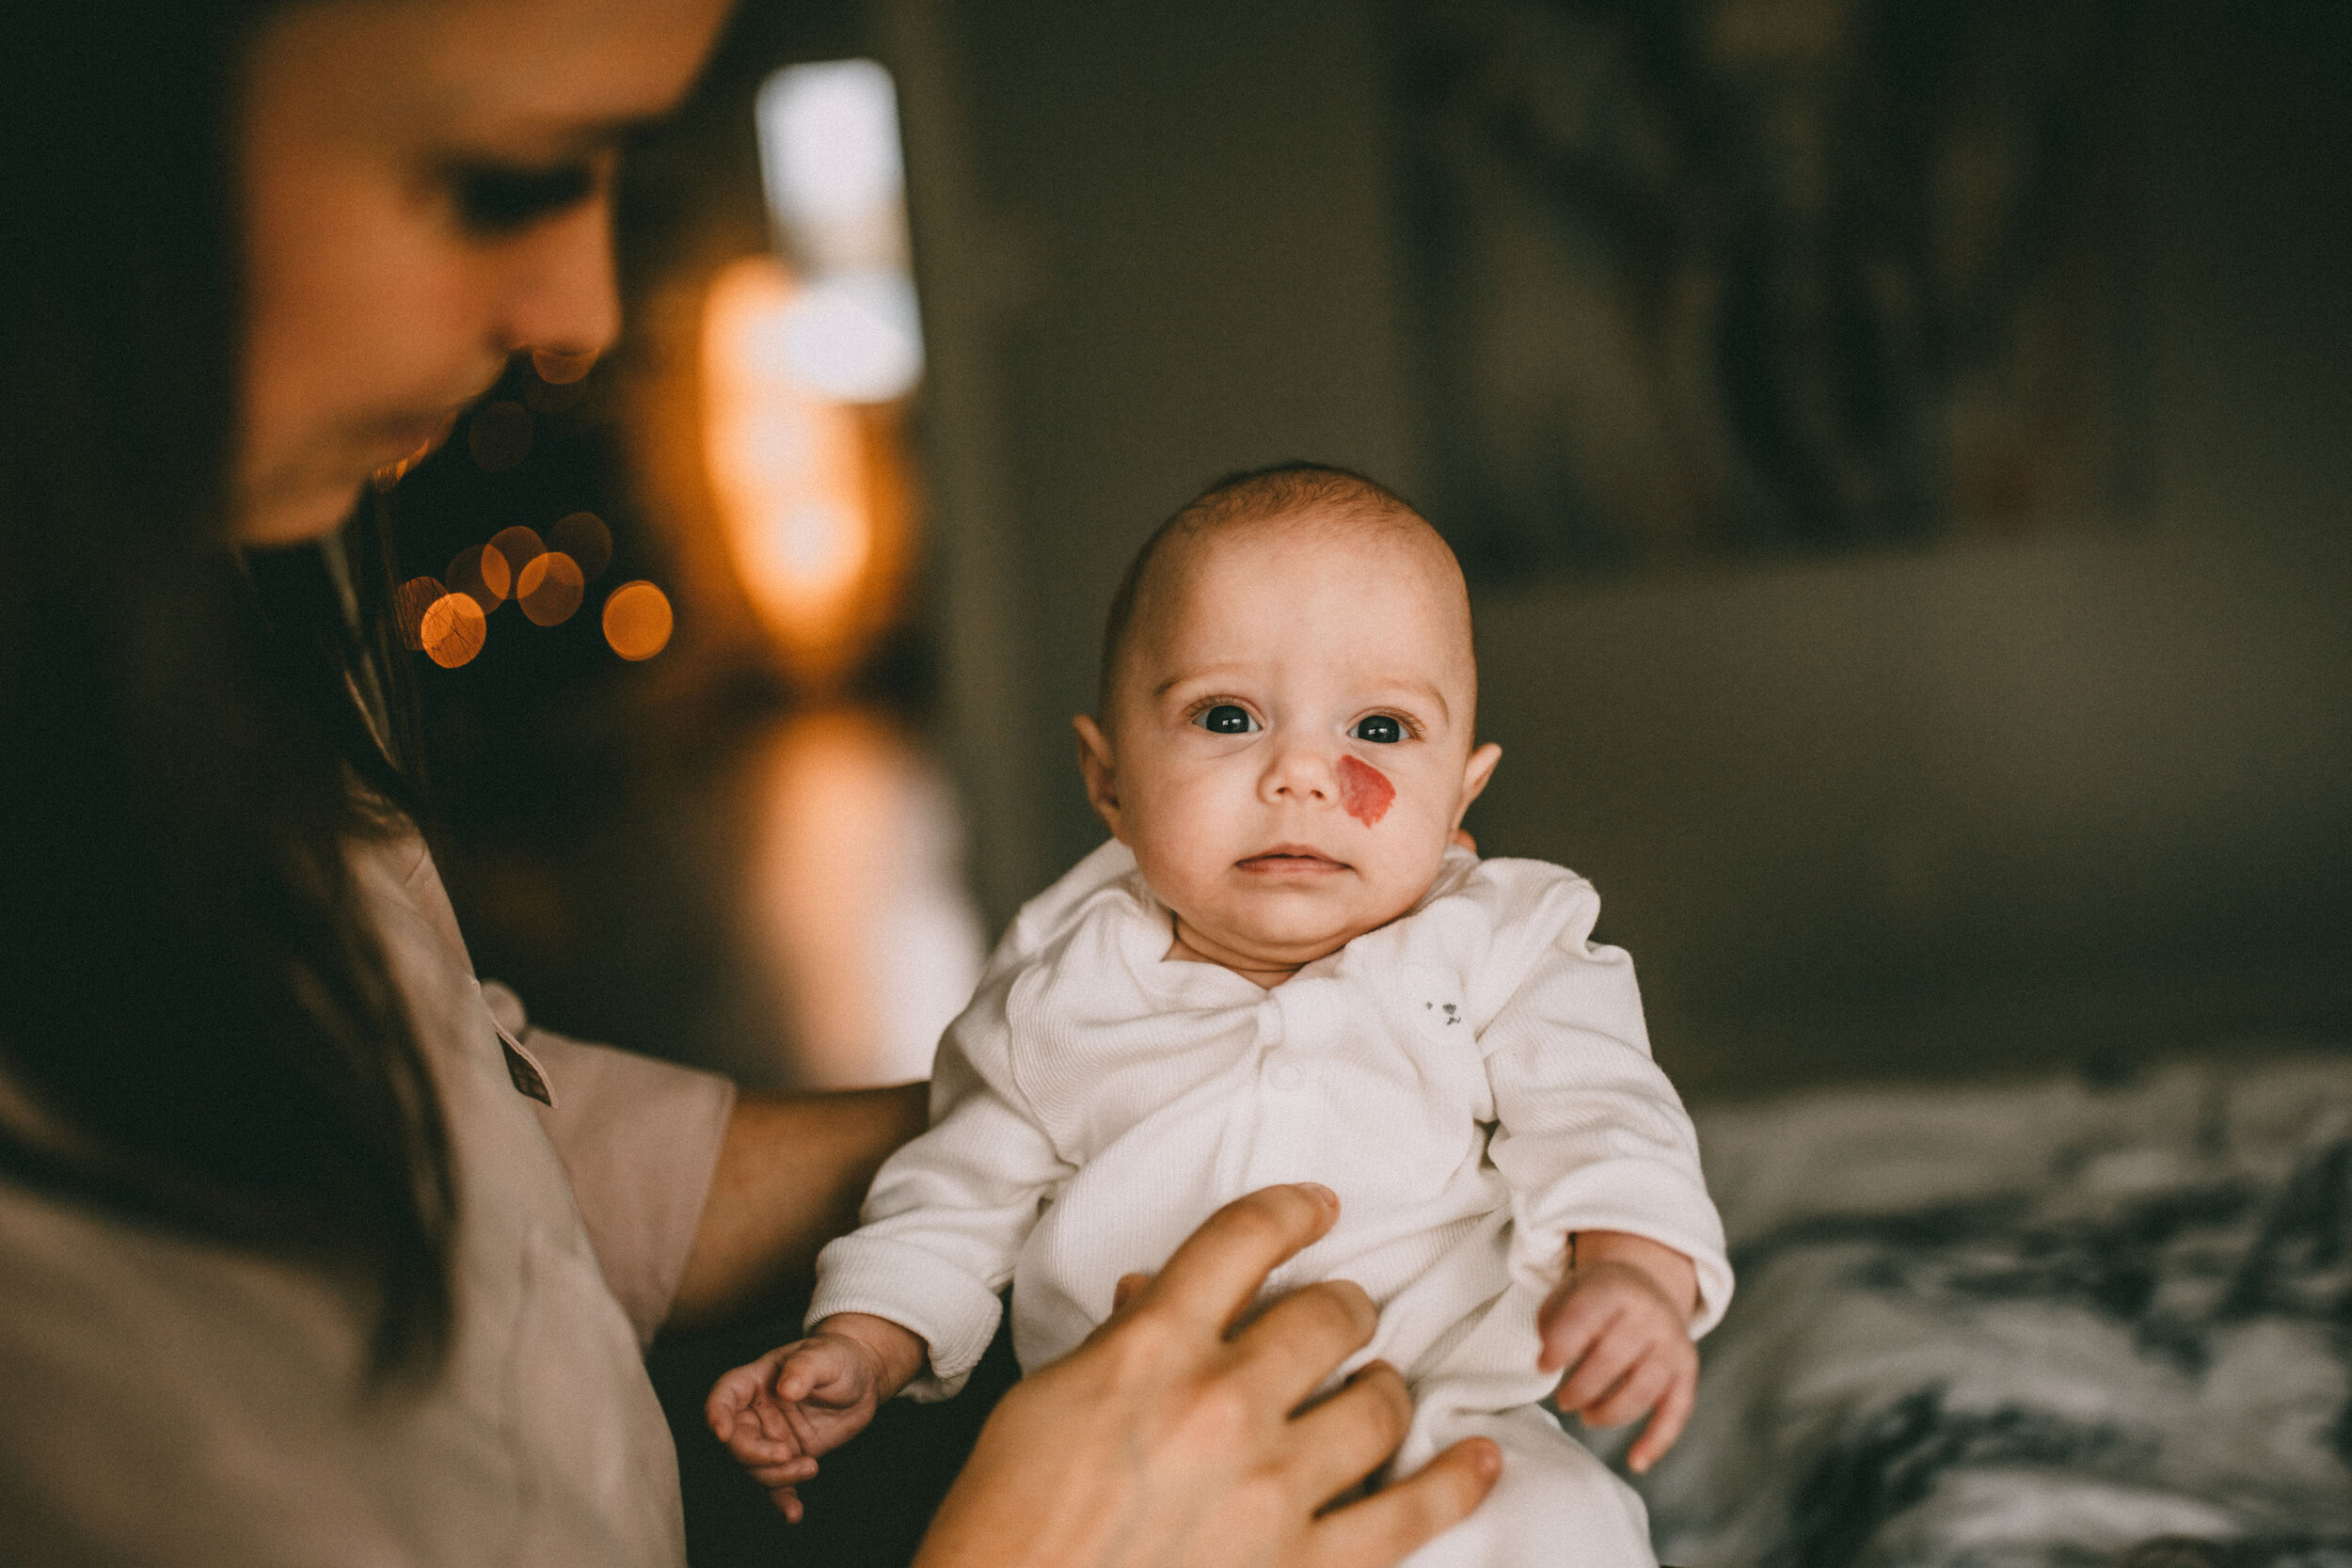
left=1597, top=1049, right=2352, bottom=1566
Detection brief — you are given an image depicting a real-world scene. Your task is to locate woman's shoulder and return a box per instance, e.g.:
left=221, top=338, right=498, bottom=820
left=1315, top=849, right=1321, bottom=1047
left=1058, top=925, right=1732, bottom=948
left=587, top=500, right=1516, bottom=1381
left=343, top=825, right=472, bottom=966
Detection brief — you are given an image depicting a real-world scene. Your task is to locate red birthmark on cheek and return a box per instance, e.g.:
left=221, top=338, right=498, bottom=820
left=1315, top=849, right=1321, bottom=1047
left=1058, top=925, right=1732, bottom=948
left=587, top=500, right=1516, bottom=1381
left=1336, top=754, right=1395, bottom=827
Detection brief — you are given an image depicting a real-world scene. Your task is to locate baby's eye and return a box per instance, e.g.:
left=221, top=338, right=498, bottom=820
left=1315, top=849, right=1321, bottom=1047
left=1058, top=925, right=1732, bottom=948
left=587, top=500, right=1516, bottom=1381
left=1350, top=714, right=1406, bottom=744
left=1194, top=704, right=1258, bottom=735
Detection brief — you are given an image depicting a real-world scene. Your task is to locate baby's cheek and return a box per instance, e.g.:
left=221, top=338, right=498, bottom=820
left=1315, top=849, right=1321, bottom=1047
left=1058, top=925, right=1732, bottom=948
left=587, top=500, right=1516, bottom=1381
left=1336, top=754, right=1394, bottom=827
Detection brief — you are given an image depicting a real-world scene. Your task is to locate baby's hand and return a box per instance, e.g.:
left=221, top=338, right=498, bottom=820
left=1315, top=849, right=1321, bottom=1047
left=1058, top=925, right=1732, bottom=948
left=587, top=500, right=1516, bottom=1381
left=706, top=1329, right=895, bottom=1520
left=1536, top=1237, right=1699, bottom=1475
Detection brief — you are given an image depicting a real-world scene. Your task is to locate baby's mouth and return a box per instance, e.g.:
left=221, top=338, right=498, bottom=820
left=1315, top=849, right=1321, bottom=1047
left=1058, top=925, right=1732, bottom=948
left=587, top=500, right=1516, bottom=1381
left=1236, top=845, right=1348, bottom=874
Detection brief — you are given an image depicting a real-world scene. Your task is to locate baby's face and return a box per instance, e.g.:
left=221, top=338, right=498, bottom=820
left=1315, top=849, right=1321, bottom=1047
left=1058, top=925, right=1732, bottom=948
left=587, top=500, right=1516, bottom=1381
left=1077, top=513, right=1500, bottom=975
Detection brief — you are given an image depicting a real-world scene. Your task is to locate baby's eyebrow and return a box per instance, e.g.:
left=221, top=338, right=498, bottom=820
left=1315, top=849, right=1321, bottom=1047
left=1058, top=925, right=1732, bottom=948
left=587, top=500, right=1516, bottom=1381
left=1389, top=678, right=1453, bottom=722
left=1151, top=665, right=1252, bottom=701
left=1347, top=674, right=1453, bottom=726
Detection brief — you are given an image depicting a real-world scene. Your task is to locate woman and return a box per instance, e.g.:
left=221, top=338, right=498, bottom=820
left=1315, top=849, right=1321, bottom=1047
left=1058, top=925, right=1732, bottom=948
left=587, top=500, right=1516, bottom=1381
left=0, top=1, right=1501, bottom=1563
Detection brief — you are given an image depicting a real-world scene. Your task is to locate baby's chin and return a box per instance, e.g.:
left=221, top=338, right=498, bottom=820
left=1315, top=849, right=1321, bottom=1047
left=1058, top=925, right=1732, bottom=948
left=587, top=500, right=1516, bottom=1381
left=1183, top=898, right=1415, bottom=971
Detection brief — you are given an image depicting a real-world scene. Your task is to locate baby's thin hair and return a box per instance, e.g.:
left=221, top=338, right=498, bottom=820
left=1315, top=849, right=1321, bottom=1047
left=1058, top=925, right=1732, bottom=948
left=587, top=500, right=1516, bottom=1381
left=1097, top=462, right=1427, bottom=716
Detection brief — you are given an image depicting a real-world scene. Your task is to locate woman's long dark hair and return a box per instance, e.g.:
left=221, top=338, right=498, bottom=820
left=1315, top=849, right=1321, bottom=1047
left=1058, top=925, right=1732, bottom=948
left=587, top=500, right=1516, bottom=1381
left=0, top=5, right=457, bottom=1372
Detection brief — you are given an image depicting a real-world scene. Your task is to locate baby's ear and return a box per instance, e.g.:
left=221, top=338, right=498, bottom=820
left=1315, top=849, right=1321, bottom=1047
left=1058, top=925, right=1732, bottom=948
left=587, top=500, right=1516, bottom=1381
left=1454, top=742, right=1502, bottom=825
left=1072, top=714, right=1128, bottom=841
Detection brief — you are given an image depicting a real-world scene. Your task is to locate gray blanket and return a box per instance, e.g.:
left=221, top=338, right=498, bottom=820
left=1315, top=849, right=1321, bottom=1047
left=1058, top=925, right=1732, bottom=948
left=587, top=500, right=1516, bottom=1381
left=1586, top=1051, right=2352, bottom=1567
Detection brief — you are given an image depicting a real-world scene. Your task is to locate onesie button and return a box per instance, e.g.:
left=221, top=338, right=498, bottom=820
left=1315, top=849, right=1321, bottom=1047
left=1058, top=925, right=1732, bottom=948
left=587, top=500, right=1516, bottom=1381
left=1267, top=1061, right=1305, bottom=1090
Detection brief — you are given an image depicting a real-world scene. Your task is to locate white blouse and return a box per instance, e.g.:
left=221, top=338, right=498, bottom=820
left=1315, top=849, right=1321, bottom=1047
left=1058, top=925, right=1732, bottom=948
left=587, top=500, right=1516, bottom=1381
left=0, top=834, right=737, bottom=1567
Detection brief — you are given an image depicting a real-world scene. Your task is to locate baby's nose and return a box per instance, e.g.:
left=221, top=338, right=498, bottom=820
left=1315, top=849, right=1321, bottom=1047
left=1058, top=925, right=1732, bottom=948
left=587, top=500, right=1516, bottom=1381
left=1263, top=744, right=1336, bottom=801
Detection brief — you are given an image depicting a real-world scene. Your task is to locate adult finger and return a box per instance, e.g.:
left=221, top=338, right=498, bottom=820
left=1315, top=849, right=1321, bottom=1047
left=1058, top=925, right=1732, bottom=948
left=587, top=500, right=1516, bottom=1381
left=1271, top=1361, right=1413, bottom=1506
left=1131, top=1183, right=1339, bottom=1337
left=1301, top=1438, right=1501, bottom=1568
left=1223, top=1276, right=1379, bottom=1414
left=1626, top=1367, right=1697, bottom=1474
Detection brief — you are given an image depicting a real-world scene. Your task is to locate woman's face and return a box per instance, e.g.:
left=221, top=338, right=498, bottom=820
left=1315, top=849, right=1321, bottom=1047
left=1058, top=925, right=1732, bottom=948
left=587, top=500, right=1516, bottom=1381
left=236, top=0, right=734, bottom=545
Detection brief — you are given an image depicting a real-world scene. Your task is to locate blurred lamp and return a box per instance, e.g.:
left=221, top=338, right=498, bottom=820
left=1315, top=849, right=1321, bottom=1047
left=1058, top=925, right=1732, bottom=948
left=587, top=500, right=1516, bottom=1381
left=778, top=269, right=924, bottom=403
left=754, top=58, right=923, bottom=404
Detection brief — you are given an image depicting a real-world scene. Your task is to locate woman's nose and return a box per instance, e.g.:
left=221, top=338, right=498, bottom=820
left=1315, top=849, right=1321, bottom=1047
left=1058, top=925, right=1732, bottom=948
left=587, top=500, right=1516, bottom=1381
left=494, top=197, right=622, bottom=362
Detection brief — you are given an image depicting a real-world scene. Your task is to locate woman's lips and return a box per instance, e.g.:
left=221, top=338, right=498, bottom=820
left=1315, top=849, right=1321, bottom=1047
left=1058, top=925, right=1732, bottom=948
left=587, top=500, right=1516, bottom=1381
left=361, top=406, right=465, bottom=489
left=373, top=405, right=462, bottom=463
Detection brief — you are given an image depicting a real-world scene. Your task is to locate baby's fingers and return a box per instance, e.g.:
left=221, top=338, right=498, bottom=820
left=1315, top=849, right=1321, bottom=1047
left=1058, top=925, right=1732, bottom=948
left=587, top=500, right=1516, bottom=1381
left=774, top=1359, right=821, bottom=1404
left=705, top=1354, right=782, bottom=1439
left=747, top=1455, right=819, bottom=1491
left=1535, top=1286, right=1621, bottom=1376
left=774, top=1341, right=857, bottom=1404
left=723, top=1422, right=807, bottom=1466
left=1550, top=1325, right=1642, bottom=1414
left=749, top=1449, right=819, bottom=1524
left=1624, top=1363, right=1698, bottom=1475
left=1582, top=1357, right=1671, bottom=1430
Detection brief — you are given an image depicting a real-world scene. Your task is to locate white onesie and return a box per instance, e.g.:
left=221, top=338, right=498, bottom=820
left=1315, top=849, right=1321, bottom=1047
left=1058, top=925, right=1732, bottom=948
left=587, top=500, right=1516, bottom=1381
left=809, top=840, right=1731, bottom=1567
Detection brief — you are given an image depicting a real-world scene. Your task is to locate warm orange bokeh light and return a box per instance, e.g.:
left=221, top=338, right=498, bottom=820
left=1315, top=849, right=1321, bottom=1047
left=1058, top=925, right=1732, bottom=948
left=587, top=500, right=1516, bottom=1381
left=701, top=254, right=898, bottom=684
left=420, top=593, right=488, bottom=668
left=447, top=545, right=508, bottom=611
left=516, top=550, right=585, bottom=626
left=394, top=576, right=446, bottom=651
left=480, top=545, right=513, bottom=599
left=487, top=526, right=545, bottom=580
left=550, top=512, right=613, bottom=579
left=602, top=580, right=675, bottom=661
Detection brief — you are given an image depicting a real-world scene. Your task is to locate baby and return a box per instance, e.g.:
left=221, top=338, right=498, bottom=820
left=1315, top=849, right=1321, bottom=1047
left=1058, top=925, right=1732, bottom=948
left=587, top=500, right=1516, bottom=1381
left=707, top=465, right=1731, bottom=1566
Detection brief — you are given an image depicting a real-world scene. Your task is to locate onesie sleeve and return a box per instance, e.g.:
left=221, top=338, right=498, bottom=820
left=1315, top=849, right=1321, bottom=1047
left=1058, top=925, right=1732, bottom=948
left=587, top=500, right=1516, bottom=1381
left=1473, top=867, right=1733, bottom=1337
left=803, top=966, right=1073, bottom=1399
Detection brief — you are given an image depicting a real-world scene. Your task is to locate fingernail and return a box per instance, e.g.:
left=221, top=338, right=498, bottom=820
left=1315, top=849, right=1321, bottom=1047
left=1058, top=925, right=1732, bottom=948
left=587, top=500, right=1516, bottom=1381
left=1476, top=1441, right=1503, bottom=1478
left=1300, top=1181, right=1337, bottom=1207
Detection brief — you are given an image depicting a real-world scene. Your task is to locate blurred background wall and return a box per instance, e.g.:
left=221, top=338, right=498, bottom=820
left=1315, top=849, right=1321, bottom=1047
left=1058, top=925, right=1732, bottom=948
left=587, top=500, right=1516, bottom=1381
left=409, top=0, right=2349, bottom=1102
left=904, top=0, right=2349, bottom=1098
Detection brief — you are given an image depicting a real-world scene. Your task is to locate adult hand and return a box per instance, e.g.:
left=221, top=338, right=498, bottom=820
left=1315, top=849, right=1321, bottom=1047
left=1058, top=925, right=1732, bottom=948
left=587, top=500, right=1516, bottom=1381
left=911, top=1183, right=1501, bottom=1568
